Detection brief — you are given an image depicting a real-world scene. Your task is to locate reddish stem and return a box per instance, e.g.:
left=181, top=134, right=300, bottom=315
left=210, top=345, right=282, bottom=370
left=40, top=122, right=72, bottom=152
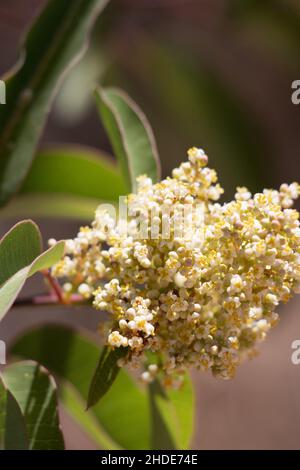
left=13, top=270, right=87, bottom=308
left=42, top=269, right=66, bottom=304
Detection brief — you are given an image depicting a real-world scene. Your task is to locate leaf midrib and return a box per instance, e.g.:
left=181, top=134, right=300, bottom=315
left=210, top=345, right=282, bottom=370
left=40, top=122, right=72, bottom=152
left=0, top=0, right=97, bottom=156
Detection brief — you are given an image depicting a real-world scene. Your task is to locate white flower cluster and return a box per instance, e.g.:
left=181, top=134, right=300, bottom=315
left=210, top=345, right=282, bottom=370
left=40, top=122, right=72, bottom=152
left=52, top=148, right=300, bottom=382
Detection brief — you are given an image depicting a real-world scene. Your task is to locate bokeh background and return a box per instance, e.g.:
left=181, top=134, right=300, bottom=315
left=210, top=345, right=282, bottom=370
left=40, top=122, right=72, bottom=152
left=1, top=0, right=300, bottom=449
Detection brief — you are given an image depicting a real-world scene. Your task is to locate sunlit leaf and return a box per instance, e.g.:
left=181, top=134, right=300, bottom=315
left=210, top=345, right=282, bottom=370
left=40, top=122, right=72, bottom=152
left=2, top=361, right=64, bottom=450
left=0, top=0, right=109, bottom=206
left=149, top=376, right=194, bottom=450
left=87, top=346, right=127, bottom=408
left=11, top=326, right=150, bottom=449
left=0, top=194, right=100, bottom=221
left=0, top=147, right=126, bottom=221
left=95, top=87, right=161, bottom=192
left=0, top=223, right=64, bottom=321
left=0, top=220, right=41, bottom=286
left=21, top=147, right=127, bottom=202
left=60, top=381, right=120, bottom=450
left=0, top=377, right=28, bottom=450
left=11, top=325, right=194, bottom=450
left=149, top=381, right=176, bottom=450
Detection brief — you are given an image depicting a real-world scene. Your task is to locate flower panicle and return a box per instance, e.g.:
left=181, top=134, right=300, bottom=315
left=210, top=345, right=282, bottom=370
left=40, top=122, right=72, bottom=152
left=51, top=148, right=300, bottom=382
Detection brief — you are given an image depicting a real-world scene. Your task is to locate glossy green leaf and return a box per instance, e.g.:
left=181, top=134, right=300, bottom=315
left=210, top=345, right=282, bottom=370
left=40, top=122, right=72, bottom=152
left=87, top=346, right=127, bottom=408
left=0, top=220, right=41, bottom=286
left=2, top=361, right=64, bottom=450
left=0, top=377, right=28, bottom=450
left=0, top=0, right=109, bottom=207
left=21, top=147, right=127, bottom=202
left=11, top=325, right=194, bottom=450
left=0, top=238, right=64, bottom=321
left=95, top=87, right=161, bottom=192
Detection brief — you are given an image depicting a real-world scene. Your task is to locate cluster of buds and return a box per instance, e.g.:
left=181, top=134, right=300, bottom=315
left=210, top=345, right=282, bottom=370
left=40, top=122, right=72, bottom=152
left=52, top=148, right=300, bottom=382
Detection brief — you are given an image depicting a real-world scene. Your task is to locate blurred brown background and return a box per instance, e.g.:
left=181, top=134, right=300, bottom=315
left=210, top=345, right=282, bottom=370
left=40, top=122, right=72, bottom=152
left=0, top=0, right=300, bottom=450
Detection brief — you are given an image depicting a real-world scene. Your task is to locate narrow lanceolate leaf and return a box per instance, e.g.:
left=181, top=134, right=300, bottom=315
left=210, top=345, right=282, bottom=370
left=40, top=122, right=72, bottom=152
left=87, top=346, right=128, bottom=409
left=0, top=223, right=64, bottom=321
left=3, top=361, right=64, bottom=450
left=0, top=220, right=41, bottom=286
left=0, top=0, right=109, bottom=207
left=0, top=377, right=28, bottom=450
left=95, top=87, right=161, bottom=192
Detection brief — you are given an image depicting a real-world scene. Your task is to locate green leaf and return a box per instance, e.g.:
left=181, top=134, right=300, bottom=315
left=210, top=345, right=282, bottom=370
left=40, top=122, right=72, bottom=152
left=0, top=194, right=100, bottom=221
left=0, top=147, right=126, bottom=221
left=149, top=381, right=176, bottom=450
left=149, top=377, right=194, bottom=450
left=21, top=147, right=127, bottom=202
left=0, top=220, right=41, bottom=286
left=28, top=241, right=65, bottom=275
left=11, top=326, right=150, bottom=449
left=95, top=87, right=161, bottom=192
left=60, top=382, right=120, bottom=450
left=0, top=0, right=109, bottom=207
left=0, top=377, right=28, bottom=450
left=11, top=325, right=194, bottom=450
left=87, top=346, right=127, bottom=408
left=0, top=237, right=64, bottom=321
left=2, top=361, right=64, bottom=450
